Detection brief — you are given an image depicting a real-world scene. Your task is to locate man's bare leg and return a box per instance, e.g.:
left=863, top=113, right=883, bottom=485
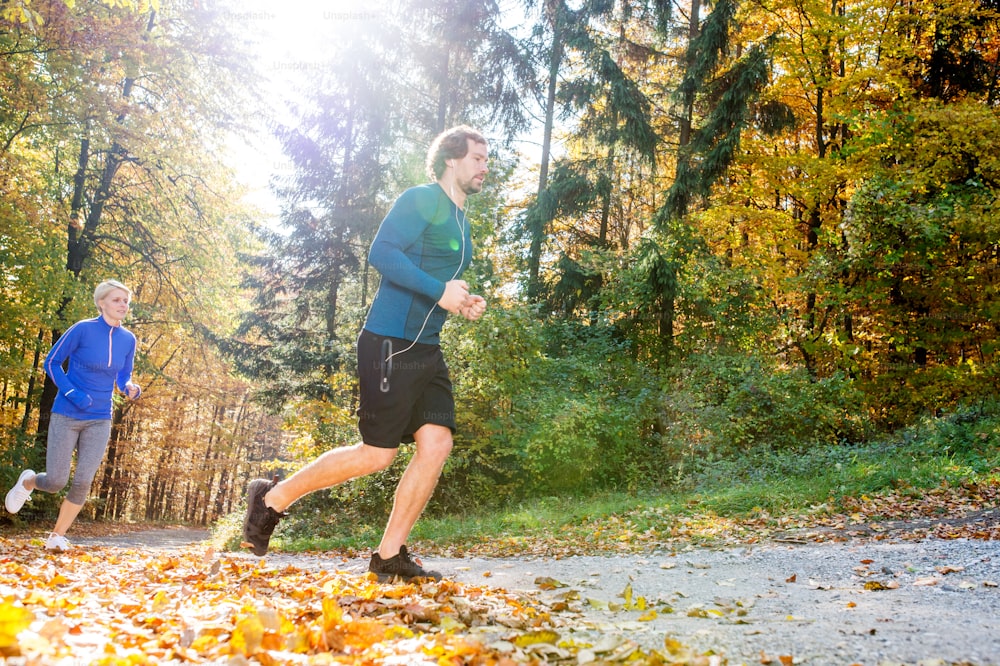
left=376, top=423, right=453, bottom=559
left=265, top=442, right=396, bottom=513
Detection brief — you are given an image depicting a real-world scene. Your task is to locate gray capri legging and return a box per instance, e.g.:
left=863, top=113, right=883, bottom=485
left=34, top=413, right=113, bottom=505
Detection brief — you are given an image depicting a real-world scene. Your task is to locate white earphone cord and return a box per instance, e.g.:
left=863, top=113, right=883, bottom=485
left=380, top=189, right=465, bottom=392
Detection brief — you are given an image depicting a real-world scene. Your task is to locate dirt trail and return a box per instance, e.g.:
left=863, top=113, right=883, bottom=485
left=76, top=528, right=1000, bottom=665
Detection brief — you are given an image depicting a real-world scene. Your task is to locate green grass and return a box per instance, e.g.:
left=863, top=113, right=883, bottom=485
left=216, top=404, right=1000, bottom=554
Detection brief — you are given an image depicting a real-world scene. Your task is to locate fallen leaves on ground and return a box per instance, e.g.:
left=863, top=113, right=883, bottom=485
left=439, top=478, right=1000, bottom=559
left=3, top=480, right=996, bottom=664
left=0, top=539, right=722, bottom=665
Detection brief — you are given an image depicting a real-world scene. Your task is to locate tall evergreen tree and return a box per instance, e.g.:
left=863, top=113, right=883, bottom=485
left=394, top=0, right=536, bottom=136
left=644, top=0, right=787, bottom=360
left=522, top=0, right=670, bottom=302
left=545, top=0, right=663, bottom=313
left=233, top=0, right=535, bottom=411
left=230, top=19, right=399, bottom=409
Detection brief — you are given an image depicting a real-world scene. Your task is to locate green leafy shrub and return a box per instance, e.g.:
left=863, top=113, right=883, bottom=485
left=0, top=428, right=58, bottom=523
left=438, top=306, right=664, bottom=504
left=863, top=361, right=1000, bottom=430
left=658, top=350, right=867, bottom=469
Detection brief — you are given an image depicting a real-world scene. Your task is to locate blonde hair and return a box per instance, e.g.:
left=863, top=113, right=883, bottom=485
left=93, top=279, right=132, bottom=312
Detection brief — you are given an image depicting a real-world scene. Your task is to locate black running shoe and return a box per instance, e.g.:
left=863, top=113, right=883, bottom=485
left=368, top=545, right=442, bottom=582
left=241, top=477, right=285, bottom=556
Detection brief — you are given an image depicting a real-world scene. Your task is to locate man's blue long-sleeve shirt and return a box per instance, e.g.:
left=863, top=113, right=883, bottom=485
left=364, top=184, right=472, bottom=345
left=44, top=317, right=138, bottom=420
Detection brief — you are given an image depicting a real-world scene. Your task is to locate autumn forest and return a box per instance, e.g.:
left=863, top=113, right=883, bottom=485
left=1, top=0, right=998, bottom=532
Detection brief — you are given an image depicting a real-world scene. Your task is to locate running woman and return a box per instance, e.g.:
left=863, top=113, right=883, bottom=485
left=5, top=279, right=141, bottom=550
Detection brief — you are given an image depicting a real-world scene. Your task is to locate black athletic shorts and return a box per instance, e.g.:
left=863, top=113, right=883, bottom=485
left=356, top=329, right=456, bottom=448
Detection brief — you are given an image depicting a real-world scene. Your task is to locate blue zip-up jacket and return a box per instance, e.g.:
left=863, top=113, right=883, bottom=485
left=44, top=317, right=138, bottom=420
left=364, top=183, right=472, bottom=345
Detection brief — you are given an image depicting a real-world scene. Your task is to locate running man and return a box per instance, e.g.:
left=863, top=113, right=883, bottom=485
left=242, top=125, right=489, bottom=580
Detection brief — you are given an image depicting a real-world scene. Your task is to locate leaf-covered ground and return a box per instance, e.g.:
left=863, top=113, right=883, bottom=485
left=431, top=478, right=1000, bottom=559
left=0, top=541, right=560, bottom=665
left=1, top=480, right=997, bottom=665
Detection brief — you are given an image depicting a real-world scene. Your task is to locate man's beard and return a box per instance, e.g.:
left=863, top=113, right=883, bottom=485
left=460, top=177, right=483, bottom=195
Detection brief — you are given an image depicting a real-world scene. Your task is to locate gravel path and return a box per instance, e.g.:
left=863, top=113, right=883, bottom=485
left=74, top=527, right=212, bottom=551
left=77, top=529, right=1000, bottom=665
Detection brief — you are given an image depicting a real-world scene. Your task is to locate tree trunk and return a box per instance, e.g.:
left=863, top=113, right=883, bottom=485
left=678, top=0, right=701, bottom=150
left=655, top=0, right=702, bottom=359
left=20, top=329, right=46, bottom=432
left=527, top=0, right=564, bottom=301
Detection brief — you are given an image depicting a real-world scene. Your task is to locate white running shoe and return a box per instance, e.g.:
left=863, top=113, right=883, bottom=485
left=45, top=532, right=71, bottom=552
left=5, top=469, right=34, bottom=513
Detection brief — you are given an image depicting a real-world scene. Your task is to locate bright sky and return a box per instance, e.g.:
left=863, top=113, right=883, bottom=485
left=227, top=0, right=546, bottom=224
left=228, top=0, right=388, bottom=221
